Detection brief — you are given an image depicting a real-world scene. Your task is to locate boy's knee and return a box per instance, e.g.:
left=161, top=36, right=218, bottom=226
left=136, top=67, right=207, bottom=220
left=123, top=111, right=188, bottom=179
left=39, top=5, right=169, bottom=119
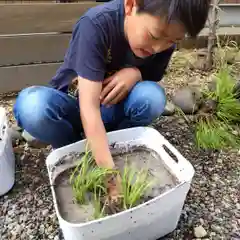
left=126, top=81, right=166, bottom=122
left=14, top=86, right=53, bottom=128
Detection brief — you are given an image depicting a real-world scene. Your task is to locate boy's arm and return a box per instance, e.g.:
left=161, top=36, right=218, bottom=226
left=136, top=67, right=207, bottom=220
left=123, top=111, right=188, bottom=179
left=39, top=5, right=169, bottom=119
left=78, top=76, right=115, bottom=169
left=68, top=16, right=114, bottom=168
left=139, top=45, right=175, bottom=82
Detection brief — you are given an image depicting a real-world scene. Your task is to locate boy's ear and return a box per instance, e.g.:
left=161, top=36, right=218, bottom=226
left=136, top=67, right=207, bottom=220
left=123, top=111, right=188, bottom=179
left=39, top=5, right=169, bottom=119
left=124, top=0, right=138, bottom=16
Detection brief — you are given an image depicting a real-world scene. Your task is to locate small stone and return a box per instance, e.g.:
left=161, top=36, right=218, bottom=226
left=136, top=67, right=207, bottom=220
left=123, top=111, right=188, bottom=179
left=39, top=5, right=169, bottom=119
left=11, top=235, right=17, bottom=240
left=172, top=87, right=202, bottom=114
left=236, top=203, right=240, bottom=210
left=199, top=218, right=205, bottom=225
left=189, top=57, right=206, bottom=71
left=234, top=51, right=240, bottom=63
left=194, top=225, right=207, bottom=238
left=215, top=208, right=221, bottom=214
left=232, top=130, right=238, bottom=136
left=42, top=209, right=49, bottom=217
left=34, top=177, right=41, bottom=183
left=233, top=80, right=240, bottom=99
left=8, top=210, right=15, bottom=216
left=19, top=215, right=28, bottom=223
left=54, top=236, right=59, bottom=240
left=211, top=224, right=222, bottom=233
left=39, top=224, right=45, bottom=233
left=207, top=81, right=216, bottom=92
left=210, top=232, right=216, bottom=237
left=9, top=127, right=23, bottom=141
left=207, top=73, right=219, bottom=92
left=26, top=194, right=33, bottom=201
left=47, top=225, right=53, bottom=233
left=217, top=159, right=223, bottom=164
left=163, top=101, right=175, bottom=116
left=25, top=188, right=31, bottom=194
left=11, top=224, right=22, bottom=235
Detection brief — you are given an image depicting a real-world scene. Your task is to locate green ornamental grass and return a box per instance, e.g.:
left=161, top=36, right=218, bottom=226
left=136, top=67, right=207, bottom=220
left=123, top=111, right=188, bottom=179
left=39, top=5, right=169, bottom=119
left=196, top=67, right=240, bottom=150
left=196, top=117, right=240, bottom=150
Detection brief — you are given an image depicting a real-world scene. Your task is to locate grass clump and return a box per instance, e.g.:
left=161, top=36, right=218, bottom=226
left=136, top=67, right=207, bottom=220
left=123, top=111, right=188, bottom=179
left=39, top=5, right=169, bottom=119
left=69, top=146, right=118, bottom=206
left=122, top=163, right=153, bottom=210
left=195, top=66, right=240, bottom=150
left=196, top=117, right=240, bottom=150
left=69, top=145, right=154, bottom=220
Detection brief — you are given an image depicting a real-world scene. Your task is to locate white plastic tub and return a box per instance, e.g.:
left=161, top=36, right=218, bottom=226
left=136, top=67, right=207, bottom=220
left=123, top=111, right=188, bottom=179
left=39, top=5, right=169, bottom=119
left=46, top=126, right=195, bottom=240
left=0, top=107, right=16, bottom=196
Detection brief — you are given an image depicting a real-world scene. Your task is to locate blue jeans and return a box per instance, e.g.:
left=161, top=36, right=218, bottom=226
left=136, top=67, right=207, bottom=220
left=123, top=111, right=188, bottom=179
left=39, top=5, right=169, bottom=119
left=13, top=81, right=166, bottom=149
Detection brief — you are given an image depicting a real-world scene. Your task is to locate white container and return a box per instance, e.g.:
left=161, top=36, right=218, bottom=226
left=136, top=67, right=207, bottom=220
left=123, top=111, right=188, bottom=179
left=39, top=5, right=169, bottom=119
left=0, top=107, right=16, bottom=196
left=46, top=126, right=195, bottom=240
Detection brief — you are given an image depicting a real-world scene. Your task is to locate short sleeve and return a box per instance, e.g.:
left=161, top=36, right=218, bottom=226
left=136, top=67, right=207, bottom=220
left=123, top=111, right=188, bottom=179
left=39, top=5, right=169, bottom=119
left=139, top=45, right=175, bottom=82
left=66, top=16, right=108, bottom=82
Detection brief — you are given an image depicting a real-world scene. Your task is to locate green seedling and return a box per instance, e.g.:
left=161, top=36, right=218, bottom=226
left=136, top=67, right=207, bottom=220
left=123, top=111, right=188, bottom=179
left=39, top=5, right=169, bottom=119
left=69, top=143, right=155, bottom=219
left=121, top=163, right=154, bottom=210
left=92, top=184, right=106, bottom=219
left=70, top=154, right=118, bottom=205
left=69, top=143, right=119, bottom=218
left=70, top=146, right=95, bottom=204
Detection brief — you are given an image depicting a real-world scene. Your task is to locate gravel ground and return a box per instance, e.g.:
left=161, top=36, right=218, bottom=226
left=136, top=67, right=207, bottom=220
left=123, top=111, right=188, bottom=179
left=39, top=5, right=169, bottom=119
left=1, top=49, right=240, bottom=240
left=1, top=110, right=239, bottom=240
left=153, top=117, right=240, bottom=240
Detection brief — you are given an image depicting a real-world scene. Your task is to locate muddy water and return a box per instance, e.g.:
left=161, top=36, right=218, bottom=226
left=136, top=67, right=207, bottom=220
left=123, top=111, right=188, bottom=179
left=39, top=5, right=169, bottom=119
left=53, top=146, right=178, bottom=224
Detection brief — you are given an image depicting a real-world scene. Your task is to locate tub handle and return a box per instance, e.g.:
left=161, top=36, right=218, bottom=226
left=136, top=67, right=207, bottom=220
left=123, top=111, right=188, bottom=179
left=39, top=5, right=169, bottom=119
left=161, top=137, right=189, bottom=166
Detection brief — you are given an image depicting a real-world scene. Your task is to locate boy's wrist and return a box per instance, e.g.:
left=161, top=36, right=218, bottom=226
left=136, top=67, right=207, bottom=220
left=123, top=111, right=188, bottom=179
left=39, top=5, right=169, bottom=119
left=131, top=67, right=142, bottom=82
left=95, top=152, right=115, bottom=169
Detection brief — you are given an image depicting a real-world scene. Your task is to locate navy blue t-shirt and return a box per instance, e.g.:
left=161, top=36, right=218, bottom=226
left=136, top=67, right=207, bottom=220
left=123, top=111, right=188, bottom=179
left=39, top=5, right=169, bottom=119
left=49, top=0, right=175, bottom=92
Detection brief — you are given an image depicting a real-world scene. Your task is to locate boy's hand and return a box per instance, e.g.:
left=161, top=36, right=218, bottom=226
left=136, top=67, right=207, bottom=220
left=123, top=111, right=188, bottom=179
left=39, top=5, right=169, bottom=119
left=106, top=172, right=122, bottom=202
left=100, top=67, right=141, bottom=106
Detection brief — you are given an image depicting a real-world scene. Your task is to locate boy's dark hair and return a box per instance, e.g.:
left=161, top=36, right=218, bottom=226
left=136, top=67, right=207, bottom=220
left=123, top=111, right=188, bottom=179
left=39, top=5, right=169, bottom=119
left=137, top=0, right=211, bottom=38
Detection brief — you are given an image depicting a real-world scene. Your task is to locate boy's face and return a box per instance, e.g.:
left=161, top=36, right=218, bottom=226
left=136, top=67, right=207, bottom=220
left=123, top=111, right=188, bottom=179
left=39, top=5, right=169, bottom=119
left=124, top=0, right=186, bottom=58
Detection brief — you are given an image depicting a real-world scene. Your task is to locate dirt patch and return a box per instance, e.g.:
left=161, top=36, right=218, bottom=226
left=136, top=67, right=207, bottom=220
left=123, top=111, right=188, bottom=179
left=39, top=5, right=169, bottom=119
left=53, top=146, right=179, bottom=224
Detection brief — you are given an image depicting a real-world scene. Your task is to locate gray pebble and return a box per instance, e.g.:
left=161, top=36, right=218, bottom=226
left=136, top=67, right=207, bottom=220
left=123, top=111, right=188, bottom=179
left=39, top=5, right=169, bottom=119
left=194, top=225, right=207, bottom=238
left=47, top=225, right=53, bottom=233
left=235, top=51, right=240, bottom=63
left=26, top=194, right=33, bottom=202
left=10, top=235, right=17, bottom=240
left=42, top=209, right=49, bottom=217
left=172, top=86, right=202, bottom=114
left=54, top=236, right=59, bottom=240
left=11, top=224, right=22, bottom=235
left=163, top=101, right=175, bottom=116
left=211, top=225, right=223, bottom=234
left=39, top=224, right=45, bottom=233
left=9, top=127, right=23, bottom=141
left=19, top=215, right=28, bottom=223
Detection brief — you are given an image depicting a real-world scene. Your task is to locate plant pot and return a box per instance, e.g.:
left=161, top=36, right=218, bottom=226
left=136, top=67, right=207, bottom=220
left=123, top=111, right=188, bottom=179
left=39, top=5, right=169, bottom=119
left=0, top=107, right=16, bottom=196
left=46, top=127, right=195, bottom=240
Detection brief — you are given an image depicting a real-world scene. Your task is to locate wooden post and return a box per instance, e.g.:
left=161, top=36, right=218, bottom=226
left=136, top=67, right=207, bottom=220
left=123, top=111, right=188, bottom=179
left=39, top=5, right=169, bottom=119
left=205, top=0, right=220, bottom=70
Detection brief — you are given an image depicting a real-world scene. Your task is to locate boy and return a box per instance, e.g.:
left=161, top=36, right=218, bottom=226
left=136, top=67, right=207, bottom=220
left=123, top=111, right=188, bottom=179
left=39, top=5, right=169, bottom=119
left=14, top=0, right=210, bottom=198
